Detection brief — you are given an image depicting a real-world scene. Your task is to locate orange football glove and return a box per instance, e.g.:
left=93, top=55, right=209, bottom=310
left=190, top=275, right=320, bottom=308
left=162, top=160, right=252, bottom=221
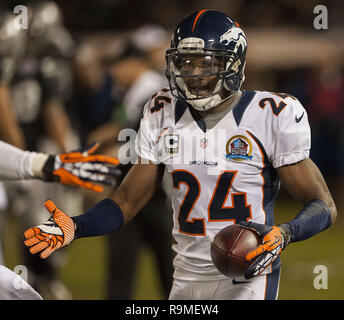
left=237, top=221, right=289, bottom=279
left=24, top=200, right=75, bottom=259
left=42, top=142, right=120, bottom=192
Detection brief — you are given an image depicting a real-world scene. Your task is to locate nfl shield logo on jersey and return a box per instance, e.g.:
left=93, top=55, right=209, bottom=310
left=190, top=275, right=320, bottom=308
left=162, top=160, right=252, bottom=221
left=226, top=135, right=253, bottom=161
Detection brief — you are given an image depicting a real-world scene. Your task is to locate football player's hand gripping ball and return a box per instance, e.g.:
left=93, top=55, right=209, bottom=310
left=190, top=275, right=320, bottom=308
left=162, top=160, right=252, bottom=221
left=237, top=221, right=290, bottom=279
left=42, top=142, right=120, bottom=192
left=24, top=200, right=75, bottom=259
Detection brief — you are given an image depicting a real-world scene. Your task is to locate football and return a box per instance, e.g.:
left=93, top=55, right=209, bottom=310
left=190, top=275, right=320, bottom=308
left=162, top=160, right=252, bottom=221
left=210, top=224, right=261, bottom=278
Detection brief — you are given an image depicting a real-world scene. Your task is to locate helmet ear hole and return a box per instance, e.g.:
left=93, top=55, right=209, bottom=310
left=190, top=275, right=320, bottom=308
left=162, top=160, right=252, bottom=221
left=224, top=60, right=246, bottom=91
left=224, top=72, right=241, bottom=92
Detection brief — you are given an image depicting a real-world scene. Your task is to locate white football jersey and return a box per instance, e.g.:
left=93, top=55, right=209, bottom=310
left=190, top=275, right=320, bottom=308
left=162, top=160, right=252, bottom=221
left=136, top=89, right=311, bottom=281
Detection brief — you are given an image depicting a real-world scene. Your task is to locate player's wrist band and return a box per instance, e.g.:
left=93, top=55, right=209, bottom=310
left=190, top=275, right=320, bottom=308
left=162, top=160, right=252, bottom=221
left=279, top=199, right=332, bottom=244
left=72, top=198, right=124, bottom=239
left=40, top=154, right=56, bottom=181
left=31, top=152, right=50, bottom=179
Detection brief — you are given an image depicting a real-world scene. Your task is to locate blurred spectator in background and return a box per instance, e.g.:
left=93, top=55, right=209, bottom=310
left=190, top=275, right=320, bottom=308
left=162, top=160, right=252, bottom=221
left=71, top=31, right=123, bottom=151
left=110, top=24, right=170, bottom=130
left=1, top=1, right=79, bottom=299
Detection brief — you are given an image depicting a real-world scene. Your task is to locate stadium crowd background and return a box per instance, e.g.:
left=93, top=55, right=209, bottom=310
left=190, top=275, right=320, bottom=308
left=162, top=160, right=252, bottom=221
left=0, top=0, right=343, bottom=299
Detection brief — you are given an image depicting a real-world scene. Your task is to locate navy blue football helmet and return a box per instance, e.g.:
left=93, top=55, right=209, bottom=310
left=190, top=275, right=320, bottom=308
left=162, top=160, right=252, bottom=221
left=165, top=9, right=247, bottom=111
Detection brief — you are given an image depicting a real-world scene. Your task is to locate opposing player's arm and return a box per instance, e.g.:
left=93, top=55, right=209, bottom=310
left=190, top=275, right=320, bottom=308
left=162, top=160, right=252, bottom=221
left=276, top=158, right=337, bottom=223
left=0, top=140, right=120, bottom=192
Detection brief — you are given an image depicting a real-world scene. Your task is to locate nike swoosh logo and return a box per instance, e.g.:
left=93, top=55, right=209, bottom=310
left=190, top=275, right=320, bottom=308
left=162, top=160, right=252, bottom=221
left=232, top=278, right=251, bottom=285
left=295, top=111, right=305, bottom=123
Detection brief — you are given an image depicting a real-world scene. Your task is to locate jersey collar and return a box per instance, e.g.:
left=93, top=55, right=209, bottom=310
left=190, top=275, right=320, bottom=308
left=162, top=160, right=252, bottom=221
left=175, top=90, right=257, bottom=129
left=232, top=90, right=256, bottom=126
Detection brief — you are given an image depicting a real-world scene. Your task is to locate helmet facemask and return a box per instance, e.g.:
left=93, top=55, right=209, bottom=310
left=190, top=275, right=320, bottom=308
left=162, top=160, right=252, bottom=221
left=166, top=50, right=244, bottom=111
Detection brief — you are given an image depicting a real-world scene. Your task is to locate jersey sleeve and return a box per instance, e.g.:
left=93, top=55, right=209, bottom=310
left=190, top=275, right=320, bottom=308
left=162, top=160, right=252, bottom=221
left=0, top=140, right=34, bottom=180
left=135, top=97, right=161, bottom=164
left=271, top=98, right=311, bottom=168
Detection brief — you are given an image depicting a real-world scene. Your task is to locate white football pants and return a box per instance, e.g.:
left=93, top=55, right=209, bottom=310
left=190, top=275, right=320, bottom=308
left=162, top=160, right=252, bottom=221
left=169, top=268, right=280, bottom=300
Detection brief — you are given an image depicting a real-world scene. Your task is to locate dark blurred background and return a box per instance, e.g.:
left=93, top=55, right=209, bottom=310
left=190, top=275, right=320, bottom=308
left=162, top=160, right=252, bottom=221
left=3, top=0, right=344, bottom=30
left=0, top=0, right=343, bottom=300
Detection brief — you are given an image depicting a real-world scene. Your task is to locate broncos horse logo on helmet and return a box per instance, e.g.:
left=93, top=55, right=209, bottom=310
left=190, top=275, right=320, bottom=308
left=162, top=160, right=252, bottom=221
left=165, top=9, right=247, bottom=111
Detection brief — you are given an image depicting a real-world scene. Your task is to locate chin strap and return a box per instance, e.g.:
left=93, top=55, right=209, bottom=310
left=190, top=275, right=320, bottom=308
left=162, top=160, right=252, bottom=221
left=188, top=89, right=237, bottom=111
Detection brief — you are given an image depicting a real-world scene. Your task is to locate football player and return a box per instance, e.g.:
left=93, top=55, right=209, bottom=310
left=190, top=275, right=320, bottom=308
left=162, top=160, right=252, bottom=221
left=23, top=10, right=336, bottom=300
